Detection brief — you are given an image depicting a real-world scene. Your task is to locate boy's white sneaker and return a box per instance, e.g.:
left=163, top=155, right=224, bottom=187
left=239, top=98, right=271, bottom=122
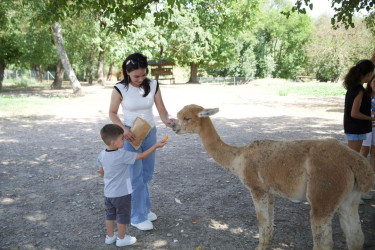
left=116, top=235, right=136, bottom=247
left=131, top=220, right=153, bottom=230
left=105, top=232, right=118, bottom=244
left=148, top=211, right=157, bottom=222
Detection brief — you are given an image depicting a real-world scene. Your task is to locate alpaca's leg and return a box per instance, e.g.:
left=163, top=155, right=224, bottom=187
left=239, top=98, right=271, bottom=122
left=252, top=193, right=274, bottom=250
left=267, top=194, right=275, bottom=235
left=310, top=212, right=334, bottom=250
left=309, top=196, right=335, bottom=250
left=338, top=190, right=364, bottom=250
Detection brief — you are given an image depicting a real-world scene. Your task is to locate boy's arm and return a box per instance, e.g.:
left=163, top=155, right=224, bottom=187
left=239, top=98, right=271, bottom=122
left=99, top=167, right=104, bottom=177
left=136, top=145, right=158, bottom=160
left=136, top=140, right=166, bottom=160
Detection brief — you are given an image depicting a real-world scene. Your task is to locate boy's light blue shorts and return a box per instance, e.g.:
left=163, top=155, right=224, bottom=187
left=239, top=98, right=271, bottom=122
left=346, top=133, right=367, bottom=141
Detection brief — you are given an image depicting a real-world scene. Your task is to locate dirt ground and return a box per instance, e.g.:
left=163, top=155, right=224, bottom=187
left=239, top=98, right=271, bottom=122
left=0, top=80, right=374, bottom=250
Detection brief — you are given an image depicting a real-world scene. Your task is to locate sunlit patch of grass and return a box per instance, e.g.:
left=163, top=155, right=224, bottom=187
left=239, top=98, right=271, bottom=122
left=0, top=95, right=64, bottom=115
left=278, top=89, right=289, bottom=96
left=276, top=83, right=345, bottom=97
left=3, top=77, right=51, bottom=89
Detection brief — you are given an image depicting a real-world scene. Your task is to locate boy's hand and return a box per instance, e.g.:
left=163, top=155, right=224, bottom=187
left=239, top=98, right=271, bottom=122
left=156, top=140, right=167, bottom=148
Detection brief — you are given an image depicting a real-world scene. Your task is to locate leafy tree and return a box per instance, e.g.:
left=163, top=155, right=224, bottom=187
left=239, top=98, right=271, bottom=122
left=254, top=0, right=312, bottom=78
left=21, top=23, right=59, bottom=82
left=0, top=1, right=24, bottom=91
left=305, top=16, right=375, bottom=81
left=173, top=0, right=260, bottom=82
left=291, top=0, right=375, bottom=29
left=29, top=0, right=180, bottom=94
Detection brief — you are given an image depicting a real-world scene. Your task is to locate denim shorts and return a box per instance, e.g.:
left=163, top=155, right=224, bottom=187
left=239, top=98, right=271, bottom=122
left=346, top=133, right=367, bottom=141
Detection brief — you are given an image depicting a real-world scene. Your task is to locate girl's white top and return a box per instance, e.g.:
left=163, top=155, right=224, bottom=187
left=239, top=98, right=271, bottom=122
left=115, top=79, right=158, bottom=127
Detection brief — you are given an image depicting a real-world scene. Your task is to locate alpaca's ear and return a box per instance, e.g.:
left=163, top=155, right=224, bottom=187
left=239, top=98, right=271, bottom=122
left=198, top=108, right=219, bottom=117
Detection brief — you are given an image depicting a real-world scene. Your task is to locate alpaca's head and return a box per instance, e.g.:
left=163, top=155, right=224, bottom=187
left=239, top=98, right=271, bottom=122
left=172, top=104, right=219, bottom=134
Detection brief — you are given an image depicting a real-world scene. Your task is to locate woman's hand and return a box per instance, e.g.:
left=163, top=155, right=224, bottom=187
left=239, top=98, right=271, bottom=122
left=124, top=127, right=136, bottom=142
left=165, top=118, right=176, bottom=128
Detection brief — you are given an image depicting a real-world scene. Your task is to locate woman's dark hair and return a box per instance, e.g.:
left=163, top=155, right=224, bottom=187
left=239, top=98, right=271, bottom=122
left=366, top=74, right=375, bottom=94
left=343, top=59, right=374, bottom=90
left=119, top=53, right=151, bottom=97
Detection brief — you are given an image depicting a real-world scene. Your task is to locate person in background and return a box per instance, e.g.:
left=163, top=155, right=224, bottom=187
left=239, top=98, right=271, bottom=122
left=109, top=53, right=175, bottom=231
left=343, top=59, right=375, bottom=152
left=98, top=124, right=166, bottom=246
left=359, top=74, right=375, bottom=200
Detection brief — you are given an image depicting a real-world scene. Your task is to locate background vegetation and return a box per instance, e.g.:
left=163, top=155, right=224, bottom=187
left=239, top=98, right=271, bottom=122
left=1, top=0, right=374, bottom=93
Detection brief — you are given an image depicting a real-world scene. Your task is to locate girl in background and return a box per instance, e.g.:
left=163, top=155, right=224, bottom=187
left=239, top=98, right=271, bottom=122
left=343, top=59, right=375, bottom=152
left=359, top=74, right=375, bottom=200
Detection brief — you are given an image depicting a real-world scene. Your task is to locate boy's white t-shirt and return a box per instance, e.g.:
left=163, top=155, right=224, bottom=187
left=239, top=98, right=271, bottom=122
left=115, top=79, right=158, bottom=127
left=97, top=148, right=137, bottom=198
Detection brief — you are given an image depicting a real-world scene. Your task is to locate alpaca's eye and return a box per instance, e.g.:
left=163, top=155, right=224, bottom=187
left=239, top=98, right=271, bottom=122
left=183, top=117, right=191, bottom=122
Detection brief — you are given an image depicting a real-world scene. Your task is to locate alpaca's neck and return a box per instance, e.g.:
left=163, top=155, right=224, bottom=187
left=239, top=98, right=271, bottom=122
left=199, top=117, right=241, bottom=172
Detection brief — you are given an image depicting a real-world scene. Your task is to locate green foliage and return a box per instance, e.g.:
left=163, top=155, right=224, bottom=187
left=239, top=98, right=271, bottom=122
left=290, top=0, right=375, bottom=29
left=253, top=0, right=312, bottom=79
left=0, top=1, right=24, bottom=66
left=305, top=16, right=375, bottom=82
left=31, top=0, right=180, bottom=36
left=2, top=0, right=375, bottom=87
left=315, top=56, right=341, bottom=82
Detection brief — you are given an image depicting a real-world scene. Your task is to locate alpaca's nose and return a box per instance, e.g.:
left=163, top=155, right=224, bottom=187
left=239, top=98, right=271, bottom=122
left=171, top=123, right=180, bottom=133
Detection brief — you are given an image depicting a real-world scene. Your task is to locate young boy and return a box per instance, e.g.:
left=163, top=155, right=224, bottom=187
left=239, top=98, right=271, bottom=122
left=98, top=124, right=166, bottom=247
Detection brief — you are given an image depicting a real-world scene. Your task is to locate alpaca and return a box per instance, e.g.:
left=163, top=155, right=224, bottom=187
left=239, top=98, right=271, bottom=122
left=172, top=104, right=374, bottom=250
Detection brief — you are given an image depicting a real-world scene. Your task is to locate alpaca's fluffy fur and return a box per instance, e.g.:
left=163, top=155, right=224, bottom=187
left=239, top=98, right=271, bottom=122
left=173, top=104, right=374, bottom=250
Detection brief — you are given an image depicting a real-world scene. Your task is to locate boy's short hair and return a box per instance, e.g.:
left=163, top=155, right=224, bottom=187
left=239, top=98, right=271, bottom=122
left=100, top=124, right=124, bottom=146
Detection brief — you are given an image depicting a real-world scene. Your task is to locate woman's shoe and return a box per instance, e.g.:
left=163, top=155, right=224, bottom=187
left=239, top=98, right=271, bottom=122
left=148, top=211, right=157, bottom=222
left=131, top=220, right=153, bottom=230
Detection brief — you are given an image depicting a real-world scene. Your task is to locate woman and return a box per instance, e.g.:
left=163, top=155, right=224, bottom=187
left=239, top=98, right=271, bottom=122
left=109, top=53, right=175, bottom=230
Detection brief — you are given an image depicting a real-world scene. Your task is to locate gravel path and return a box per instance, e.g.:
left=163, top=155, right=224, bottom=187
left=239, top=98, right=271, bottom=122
left=0, top=81, right=374, bottom=249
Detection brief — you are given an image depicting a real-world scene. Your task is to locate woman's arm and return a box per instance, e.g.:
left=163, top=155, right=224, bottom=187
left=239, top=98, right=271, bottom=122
left=351, top=91, right=375, bottom=121
left=154, top=88, right=175, bottom=127
left=108, top=89, right=135, bottom=141
left=109, top=89, right=125, bottom=128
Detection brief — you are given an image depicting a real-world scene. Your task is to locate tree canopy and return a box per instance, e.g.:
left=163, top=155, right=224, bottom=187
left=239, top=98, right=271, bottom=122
left=291, top=0, right=375, bottom=29
left=1, top=0, right=375, bottom=92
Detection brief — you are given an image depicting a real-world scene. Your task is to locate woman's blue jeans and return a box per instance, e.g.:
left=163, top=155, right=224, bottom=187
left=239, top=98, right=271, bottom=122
left=124, top=126, right=156, bottom=224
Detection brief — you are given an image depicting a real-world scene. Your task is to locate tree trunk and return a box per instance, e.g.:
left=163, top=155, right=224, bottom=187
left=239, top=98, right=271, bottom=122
left=51, top=60, right=64, bottom=89
left=0, top=62, right=5, bottom=92
left=53, top=22, right=82, bottom=95
left=89, top=52, right=94, bottom=85
left=188, top=62, right=199, bottom=83
left=38, top=64, right=43, bottom=82
left=107, top=61, right=114, bottom=81
left=97, top=45, right=105, bottom=85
